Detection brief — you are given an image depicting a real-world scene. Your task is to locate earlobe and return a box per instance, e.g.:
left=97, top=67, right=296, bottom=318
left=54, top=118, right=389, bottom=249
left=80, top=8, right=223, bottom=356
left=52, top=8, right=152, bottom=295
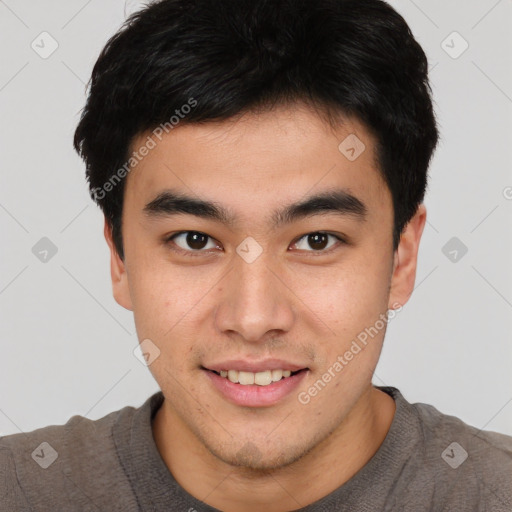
left=388, top=204, right=427, bottom=310
left=104, top=218, right=133, bottom=311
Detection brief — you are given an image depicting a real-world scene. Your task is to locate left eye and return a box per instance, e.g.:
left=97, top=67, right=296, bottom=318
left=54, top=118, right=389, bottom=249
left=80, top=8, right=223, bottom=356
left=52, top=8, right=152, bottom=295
left=292, top=232, right=343, bottom=252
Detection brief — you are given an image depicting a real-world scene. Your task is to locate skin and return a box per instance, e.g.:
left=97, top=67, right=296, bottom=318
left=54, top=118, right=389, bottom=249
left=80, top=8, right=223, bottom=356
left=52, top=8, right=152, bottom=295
left=104, top=103, right=426, bottom=511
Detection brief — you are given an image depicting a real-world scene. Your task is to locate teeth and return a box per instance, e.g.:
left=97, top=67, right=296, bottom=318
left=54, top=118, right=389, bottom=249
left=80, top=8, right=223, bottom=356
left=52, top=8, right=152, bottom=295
left=218, top=369, right=296, bottom=386
left=271, top=369, right=283, bottom=381
left=254, top=370, right=272, bottom=386
left=238, top=371, right=255, bottom=385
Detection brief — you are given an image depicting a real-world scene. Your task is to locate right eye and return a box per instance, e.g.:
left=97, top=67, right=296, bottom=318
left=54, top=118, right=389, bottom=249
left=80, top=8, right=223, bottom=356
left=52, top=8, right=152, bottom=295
left=165, top=231, right=221, bottom=255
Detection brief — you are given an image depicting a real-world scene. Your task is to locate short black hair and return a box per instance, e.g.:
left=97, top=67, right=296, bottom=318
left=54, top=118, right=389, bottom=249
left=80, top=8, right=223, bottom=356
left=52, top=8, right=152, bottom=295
left=73, top=0, right=438, bottom=261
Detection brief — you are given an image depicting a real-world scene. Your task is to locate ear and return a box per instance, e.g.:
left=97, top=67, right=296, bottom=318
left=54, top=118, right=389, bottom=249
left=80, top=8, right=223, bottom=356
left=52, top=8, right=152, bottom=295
left=388, top=204, right=427, bottom=309
left=104, top=218, right=133, bottom=311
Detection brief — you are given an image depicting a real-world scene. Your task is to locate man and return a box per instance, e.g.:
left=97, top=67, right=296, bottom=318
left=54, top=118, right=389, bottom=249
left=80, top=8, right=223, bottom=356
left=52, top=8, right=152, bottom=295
left=1, top=0, right=511, bottom=510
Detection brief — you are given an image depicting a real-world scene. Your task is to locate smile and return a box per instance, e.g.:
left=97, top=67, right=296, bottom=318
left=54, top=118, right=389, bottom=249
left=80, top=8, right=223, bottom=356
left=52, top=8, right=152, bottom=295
left=215, top=369, right=297, bottom=386
left=202, top=365, right=309, bottom=407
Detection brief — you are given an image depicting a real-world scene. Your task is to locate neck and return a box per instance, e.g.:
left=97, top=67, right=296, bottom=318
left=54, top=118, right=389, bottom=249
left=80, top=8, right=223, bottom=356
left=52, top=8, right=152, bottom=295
left=152, top=385, right=396, bottom=512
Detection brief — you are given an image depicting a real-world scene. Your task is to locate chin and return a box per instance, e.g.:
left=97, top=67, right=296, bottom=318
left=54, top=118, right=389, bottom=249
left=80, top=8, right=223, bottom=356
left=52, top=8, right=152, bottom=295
left=207, top=438, right=311, bottom=472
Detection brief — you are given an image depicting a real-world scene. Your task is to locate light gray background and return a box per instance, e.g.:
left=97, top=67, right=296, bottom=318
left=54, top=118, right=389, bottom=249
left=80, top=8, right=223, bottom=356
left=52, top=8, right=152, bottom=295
left=1, top=0, right=511, bottom=437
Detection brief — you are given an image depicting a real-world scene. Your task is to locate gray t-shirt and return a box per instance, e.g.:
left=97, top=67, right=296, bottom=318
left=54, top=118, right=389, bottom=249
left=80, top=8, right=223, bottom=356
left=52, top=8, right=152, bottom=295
left=1, top=386, right=511, bottom=511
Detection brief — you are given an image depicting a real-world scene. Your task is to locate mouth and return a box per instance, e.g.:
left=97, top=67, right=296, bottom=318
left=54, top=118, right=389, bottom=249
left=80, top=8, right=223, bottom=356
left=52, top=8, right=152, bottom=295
left=203, top=367, right=305, bottom=386
left=201, top=364, right=309, bottom=407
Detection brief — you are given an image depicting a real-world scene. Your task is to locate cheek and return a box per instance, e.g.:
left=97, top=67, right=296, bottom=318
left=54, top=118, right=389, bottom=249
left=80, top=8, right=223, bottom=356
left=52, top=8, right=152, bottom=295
left=127, top=255, right=219, bottom=346
left=129, top=268, right=202, bottom=387
left=291, top=255, right=391, bottom=338
left=126, top=254, right=174, bottom=338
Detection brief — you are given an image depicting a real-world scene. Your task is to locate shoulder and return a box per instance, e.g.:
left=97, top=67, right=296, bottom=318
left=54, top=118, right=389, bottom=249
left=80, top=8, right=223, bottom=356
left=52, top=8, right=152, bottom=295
left=0, top=402, right=139, bottom=511
left=411, top=396, right=512, bottom=465
left=391, top=388, right=512, bottom=511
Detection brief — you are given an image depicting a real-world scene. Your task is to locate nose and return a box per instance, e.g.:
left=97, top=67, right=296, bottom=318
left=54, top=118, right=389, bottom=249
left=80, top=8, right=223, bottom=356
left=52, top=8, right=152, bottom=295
left=214, top=250, right=295, bottom=343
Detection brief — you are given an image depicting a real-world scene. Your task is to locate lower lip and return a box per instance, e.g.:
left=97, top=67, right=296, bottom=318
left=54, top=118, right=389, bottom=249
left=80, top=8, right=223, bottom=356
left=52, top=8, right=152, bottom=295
left=203, top=369, right=308, bottom=407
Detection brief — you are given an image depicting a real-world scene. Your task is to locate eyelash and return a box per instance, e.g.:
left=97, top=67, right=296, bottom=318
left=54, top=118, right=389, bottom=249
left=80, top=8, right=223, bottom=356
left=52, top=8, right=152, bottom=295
left=164, top=231, right=347, bottom=258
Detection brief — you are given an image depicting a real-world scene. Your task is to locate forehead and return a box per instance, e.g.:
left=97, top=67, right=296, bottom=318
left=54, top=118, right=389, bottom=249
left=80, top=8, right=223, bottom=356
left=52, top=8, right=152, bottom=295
left=123, top=105, right=391, bottom=224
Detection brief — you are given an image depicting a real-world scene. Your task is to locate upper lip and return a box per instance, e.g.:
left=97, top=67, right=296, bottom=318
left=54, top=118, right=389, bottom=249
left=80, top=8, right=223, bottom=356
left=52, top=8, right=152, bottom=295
left=203, top=359, right=308, bottom=373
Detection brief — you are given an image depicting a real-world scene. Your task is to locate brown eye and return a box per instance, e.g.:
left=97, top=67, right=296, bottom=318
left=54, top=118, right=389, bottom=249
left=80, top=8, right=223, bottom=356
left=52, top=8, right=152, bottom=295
left=307, top=233, right=329, bottom=250
left=292, top=232, right=344, bottom=252
left=169, top=231, right=217, bottom=252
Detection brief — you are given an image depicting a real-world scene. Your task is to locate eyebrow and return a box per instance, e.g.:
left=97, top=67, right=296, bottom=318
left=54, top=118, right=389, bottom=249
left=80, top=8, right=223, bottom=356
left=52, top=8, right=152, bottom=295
left=143, top=188, right=367, bottom=227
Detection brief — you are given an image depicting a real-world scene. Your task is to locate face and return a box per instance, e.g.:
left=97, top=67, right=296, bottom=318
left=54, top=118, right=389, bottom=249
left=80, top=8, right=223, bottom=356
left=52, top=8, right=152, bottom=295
left=106, top=104, right=422, bottom=470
